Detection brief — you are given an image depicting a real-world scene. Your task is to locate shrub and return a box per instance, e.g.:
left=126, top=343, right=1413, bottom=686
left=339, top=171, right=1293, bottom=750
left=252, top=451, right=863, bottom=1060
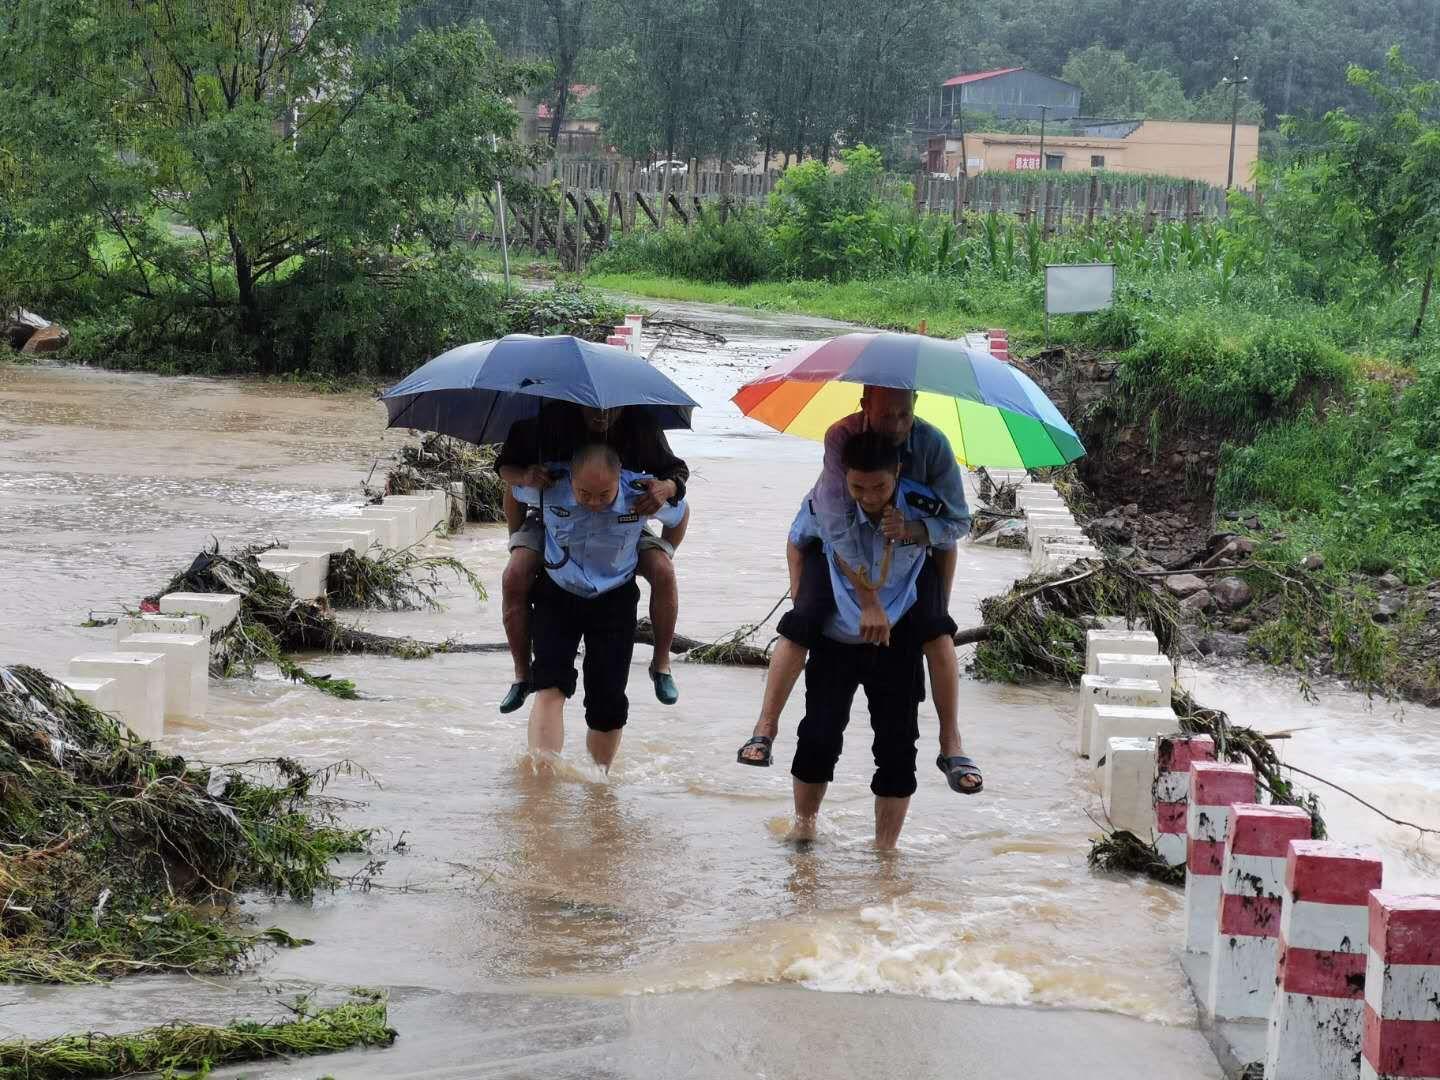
left=591, top=207, right=778, bottom=285
left=767, top=145, right=889, bottom=281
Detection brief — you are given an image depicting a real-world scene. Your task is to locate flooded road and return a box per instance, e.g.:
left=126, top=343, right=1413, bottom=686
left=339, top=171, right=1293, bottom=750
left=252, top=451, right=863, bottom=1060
left=0, top=305, right=1434, bottom=1078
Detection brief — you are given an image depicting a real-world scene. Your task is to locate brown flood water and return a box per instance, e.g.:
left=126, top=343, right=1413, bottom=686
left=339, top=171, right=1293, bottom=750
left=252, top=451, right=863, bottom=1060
left=0, top=306, right=1434, bottom=1078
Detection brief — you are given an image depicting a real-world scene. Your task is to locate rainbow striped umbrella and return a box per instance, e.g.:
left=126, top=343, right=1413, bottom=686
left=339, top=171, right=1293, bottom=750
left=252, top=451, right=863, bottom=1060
left=732, top=332, right=1085, bottom=467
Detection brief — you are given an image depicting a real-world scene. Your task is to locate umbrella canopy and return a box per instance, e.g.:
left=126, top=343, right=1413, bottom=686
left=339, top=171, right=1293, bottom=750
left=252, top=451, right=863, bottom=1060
left=731, top=332, right=1084, bottom=467
left=381, top=334, right=698, bottom=445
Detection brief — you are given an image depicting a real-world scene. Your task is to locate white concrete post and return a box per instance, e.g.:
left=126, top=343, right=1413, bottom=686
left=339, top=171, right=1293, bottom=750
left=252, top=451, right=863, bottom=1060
left=448, top=481, right=466, bottom=532
left=1102, top=736, right=1158, bottom=835
left=61, top=677, right=118, bottom=715
left=1095, top=653, right=1174, bottom=694
left=1184, top=761, right=1257, bottom=953
left=1085, top=629, right=1159, bottom=673
left=1361, top=891, right=1440, bottom=1080
left=159, top=592, right=241, bottom=632
left=308, top=529, right=378, bottom=556
left=116, top=633, right=209, bottom=720
left=68, top=653, right=166, bottom=740
left=1264, top=840, right=1383, bottom=1080
left=115, top=613, right=207, bottom=643
left=1154, top=734, right=1216, bottom=865
left=625, top=314, right=644, bottom=354
left=1087, top=704, right=1178, bottom=763
left=1077, top=675, right=1167, bottom=757
left=1207, top=802, right=1313, bottom=1019
left=258, top=549, right=328, bottom=599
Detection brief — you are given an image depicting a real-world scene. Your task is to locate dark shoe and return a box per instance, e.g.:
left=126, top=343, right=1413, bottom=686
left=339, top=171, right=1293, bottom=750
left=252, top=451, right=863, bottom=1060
left=736, top=734, right=773, bottom=767
left=936, top=754, right=984, bottom=794
left=650, top=668, right=678, bottom=705
left=499, top=681, right=530, bottom=714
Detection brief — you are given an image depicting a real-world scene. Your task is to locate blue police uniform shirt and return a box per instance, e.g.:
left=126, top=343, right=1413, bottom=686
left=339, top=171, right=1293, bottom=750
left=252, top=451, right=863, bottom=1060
left=789, top=477, right=944, bottom=645
left=513, top=465, right=687, bottom=598
left=811, top=415, right=970, bottom=570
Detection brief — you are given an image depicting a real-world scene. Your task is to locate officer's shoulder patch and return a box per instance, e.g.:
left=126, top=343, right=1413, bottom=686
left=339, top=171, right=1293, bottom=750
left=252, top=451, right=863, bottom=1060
left=617, top=512, right=640, bottom=524
left=904, top=489, right=941, bottom=515
left=548, top=505, right=571, bottom=517
left=628, top=478, right=650, bottom=491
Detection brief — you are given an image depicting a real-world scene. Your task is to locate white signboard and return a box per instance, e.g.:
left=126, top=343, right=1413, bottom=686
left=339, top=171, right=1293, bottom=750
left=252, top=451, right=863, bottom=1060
left=1045, top=263, right=1116, bottom=315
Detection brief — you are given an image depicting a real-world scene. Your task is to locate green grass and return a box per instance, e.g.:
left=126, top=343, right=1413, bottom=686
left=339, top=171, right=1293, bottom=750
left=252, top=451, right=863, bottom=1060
left=0, top=989, right=395, bottom=1078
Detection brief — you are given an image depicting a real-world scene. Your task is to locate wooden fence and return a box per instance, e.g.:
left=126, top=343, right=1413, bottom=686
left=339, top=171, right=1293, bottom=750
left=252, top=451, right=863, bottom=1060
left=457, top=159, right=1231, bottom=267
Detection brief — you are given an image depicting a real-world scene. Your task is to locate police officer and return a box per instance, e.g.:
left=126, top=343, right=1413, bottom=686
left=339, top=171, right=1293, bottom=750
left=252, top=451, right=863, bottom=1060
left=512, top=443, right=689, bottom=771
left=774, top=431, right=983, bottom=850
left=496, top=402, right=689, bottom=715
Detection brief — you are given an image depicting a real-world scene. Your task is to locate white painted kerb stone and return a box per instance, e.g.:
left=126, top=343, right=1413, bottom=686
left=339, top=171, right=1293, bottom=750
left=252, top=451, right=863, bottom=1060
left=115, top=613, right=207, bottom=644
left=1077, top=675, right=1167, bottom=756
left=160, top=592, right=240, bottom=632
left=1088, top=704, right=1178, bottom=764
left=117, top=633, right=209, bottom=719
left=308, top=529, right=377, bottom=556
left=69, top=653, right=166, bottom=740
left=1095, top=653, right=1174, bottom=693
left=1085, top=629, right=1159, bottom=674
left=1103, top=736, right=1158, bottom=835
left=61, top=677, right=118, bottom=714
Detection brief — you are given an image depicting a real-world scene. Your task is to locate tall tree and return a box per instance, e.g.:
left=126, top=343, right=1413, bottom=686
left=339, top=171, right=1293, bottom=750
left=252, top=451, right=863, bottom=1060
left=0, top=0, right=541, bottom=366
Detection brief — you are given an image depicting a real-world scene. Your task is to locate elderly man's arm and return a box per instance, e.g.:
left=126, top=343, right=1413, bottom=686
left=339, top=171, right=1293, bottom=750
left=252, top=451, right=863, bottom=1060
left=811, top=419, right=868, bottom=568
left=917, top=429, right=972, bottom=546
left=629, top=420, right=690, bottom=514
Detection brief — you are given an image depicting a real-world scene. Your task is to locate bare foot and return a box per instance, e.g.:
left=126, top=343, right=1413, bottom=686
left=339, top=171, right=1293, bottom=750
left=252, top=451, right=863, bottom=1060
left=788, top=813, right=818, bottom=844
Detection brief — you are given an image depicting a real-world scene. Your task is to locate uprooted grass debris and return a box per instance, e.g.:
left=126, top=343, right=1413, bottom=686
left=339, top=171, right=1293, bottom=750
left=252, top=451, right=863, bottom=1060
left=0, top=988, right=395, bottom=1078
left=0, top=665, right=369, bottom=985
left=157, top=543, right=482, bottom=698
left=372, top=434, right=505, bottom=526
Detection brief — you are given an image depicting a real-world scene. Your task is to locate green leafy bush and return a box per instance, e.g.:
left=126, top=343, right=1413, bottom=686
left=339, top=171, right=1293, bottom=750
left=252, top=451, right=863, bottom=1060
left=767, top=145, right=890, bottom=281
left=591, top=207, right=778, bottom=284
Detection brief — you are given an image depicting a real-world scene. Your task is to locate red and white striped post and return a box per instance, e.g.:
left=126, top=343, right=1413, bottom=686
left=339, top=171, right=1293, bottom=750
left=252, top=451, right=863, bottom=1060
left=1184, top=761, right=1256, bottom=952
left=610, top=324, right=634, bottom=352
left=624, top=313, right=645, bottom=352
left=606, top=334, right=629, bottom=348
left=989, top=329, right=1009, bottom=363
left=1206, top=803, right=1313, bottom=1019
left=1362, top=892, right=1440, bottom=1080
left=1265, top=841, right=1384, bottom=1080
left=1154, top=734, right=1216, bottom=866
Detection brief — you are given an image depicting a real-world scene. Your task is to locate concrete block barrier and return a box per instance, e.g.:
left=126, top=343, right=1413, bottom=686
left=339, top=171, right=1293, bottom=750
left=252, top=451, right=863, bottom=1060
left=1154, top=735, right=1216, bottom=865
left=1085, top=629, right=1160, bottom=674
left=255, top=556, right=319, bottom=601
left=1027, top=519, right=1087, bottom=552
left=360, top=505, right=420, bottom=548
left=1033, top=542, right=1101, bottom=574
left=1185, top=761, right=1258, bottom=953
left=1361, top=891, right=1440, bottom=1080
left=1264, top=841, right=1384, bottom=1080
left=115, top=613, right=207, bottom=644
left=624, top=314, right=644, bottom=352
left=260, top=548, right=328, bottom=590
left=1103, top=736, right=1158, bottom=835
left=61, top=676, right=118, bottom=714
left=1095, top=652, right=1174, bottom=694
left=117, top=632, right=209, bottom=720
left=283, top=539, right=352, bottom=558
left=1088, top=704, right=1178, bottom=763
left=308, top=528, right=378, bottom=556
left=69, top=652, right=165, bottom=740
left=382, top=494, right=442, bottom=538
left=159, top=592, right=240, bottom=632
left=1207, top=803, right=1314, bottom=1019
left=1077, top=675, right=1167, bottom=757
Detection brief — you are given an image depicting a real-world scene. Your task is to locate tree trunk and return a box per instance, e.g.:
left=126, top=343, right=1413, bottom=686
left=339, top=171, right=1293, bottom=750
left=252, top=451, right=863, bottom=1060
left=1412, top=264, right=1435, bottom=340
left=547, top=52, right=575, bottom=146
left=228, top=225, right=270, bottom=373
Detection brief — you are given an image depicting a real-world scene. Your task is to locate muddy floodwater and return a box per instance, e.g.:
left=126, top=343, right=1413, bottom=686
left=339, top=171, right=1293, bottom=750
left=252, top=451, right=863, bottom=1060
left=1, top=302, right=1436, bottom=1079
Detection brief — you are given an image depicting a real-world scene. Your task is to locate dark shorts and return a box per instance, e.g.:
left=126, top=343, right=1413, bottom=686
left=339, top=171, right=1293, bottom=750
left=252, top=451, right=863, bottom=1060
left=777, top=541, right=957, bottom=652
left=529, top=572, right=639, bottom=732
left=790, top=610, right=929, bottom=799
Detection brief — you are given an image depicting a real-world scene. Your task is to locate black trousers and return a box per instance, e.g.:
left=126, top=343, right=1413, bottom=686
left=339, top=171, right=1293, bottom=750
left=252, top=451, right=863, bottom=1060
left=790, top=611, right=929, bottom=799
left=529, top=572, right=639, bottom=732
left=777, top=541, right=956, bottom=652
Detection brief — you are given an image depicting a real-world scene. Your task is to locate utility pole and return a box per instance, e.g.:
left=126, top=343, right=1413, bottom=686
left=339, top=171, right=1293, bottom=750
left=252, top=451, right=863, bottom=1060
left=491, top=135, right=511, bottom=292
left=1038, top=104, right=1049, bottom=171
left=1223, top=56, right=1249, bottom=189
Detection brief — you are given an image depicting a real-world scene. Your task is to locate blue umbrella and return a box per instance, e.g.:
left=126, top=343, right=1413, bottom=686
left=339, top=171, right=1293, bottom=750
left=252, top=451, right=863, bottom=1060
left=381, top=334, right=698, bottom=444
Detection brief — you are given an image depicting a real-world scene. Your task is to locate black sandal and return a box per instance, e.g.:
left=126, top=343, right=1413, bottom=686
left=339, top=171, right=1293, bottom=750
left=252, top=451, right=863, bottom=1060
left=737, top=735, right=773, bottom=767
left=936, top=754, right=983, bottom=794
left=499, top=681, right=530, bottom=714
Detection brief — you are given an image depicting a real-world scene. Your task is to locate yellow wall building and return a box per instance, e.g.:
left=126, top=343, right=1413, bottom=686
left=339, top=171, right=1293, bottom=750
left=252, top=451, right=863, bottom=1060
left=928, top=120, right=1261, bottom=188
